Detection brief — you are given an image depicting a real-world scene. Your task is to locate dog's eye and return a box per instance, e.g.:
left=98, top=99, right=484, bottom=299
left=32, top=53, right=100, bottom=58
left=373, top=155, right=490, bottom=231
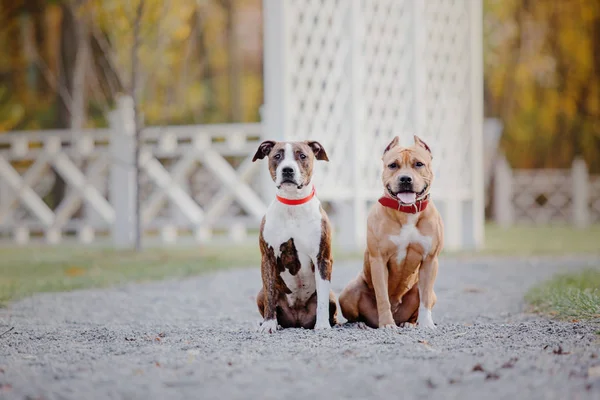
left=299, top=153, right=307, bottom=160
left=415, top=161, right=424, bottom=168
left=388, top=163, right=398, bottom=169
left=274, top=153, right=281, bottom=160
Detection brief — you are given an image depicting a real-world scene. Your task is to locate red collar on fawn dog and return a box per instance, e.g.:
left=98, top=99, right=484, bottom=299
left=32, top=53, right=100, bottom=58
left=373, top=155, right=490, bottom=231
left=276, top=186, right=316, bottom=206
left=378, top=194, right=430, bottom=214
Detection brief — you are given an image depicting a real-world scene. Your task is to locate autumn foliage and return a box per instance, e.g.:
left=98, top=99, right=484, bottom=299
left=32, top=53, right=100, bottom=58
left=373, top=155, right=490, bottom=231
left=0, top=0, right=598, bottom=172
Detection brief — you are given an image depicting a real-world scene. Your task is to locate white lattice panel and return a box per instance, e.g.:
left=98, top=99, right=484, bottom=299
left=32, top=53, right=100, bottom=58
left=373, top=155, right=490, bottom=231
left=272, top=0, right=478, bottom=198
left=420, top=0, right=473, bottom=193
left=361, top=0, right=414, bottom=191
left=285, top=0, right=353, bottom=191
left=264, top=0, right=484, bottom=248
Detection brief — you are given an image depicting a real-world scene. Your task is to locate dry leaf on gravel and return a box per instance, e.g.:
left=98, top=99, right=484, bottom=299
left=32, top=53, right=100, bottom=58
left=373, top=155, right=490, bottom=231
left=553, top=346, right=570, bottom=355
left=472, top=364, right=485, bottom=372
left=501, top=358, right=519, bottom=369
left=486, top=373, right=500, bottom=381
left=463, top=287, right=485, bottom=293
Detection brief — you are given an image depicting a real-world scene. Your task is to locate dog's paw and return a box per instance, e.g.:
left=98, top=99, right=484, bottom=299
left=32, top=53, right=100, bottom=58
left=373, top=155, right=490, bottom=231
left=355, top=322, right=372, bottom=330
left=399, top=322, right=417, bottom=329
left=380, top=323, right=398, bottom=330
left=258, top=319, right=279, bottom=334
left=417, top=310, right=436, bottom=330
left=314, top=320, right=332, bottom=330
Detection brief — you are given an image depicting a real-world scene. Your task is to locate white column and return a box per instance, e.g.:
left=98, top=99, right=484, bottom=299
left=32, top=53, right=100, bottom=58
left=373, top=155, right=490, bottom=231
left=493, top=154, right=514, bottom=228
left=572, top=157, right=589, bottom=228
left=261, top=0, right=289, bottom=202
left=109, top=96, right=137, bottom=248
left=467, top=0, right=485, bottom=249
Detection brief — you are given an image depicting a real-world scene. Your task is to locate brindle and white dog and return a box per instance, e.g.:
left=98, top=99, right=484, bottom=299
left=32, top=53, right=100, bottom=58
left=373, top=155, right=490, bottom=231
left=339, top=135, right=444, bottom=329
left=252, top=140, right=337, bottom=333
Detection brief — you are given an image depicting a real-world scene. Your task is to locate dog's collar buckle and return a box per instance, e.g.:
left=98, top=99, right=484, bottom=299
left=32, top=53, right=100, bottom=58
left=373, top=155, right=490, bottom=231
left=276, top=186, right=316, bottom=206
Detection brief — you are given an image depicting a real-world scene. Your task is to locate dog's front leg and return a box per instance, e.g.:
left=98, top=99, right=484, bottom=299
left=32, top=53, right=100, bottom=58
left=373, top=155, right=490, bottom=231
left=312, top=255, right=332, bottom=330
left=258, top=252, right=279, bottom=334
left=417, top=256, right=438, bottom=329
left=370, top=254, right=396, bottom=328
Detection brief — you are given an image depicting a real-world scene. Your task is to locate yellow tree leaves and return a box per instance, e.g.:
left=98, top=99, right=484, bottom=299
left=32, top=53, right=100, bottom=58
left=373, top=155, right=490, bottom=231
left=485, top=0, right=600, bottom=172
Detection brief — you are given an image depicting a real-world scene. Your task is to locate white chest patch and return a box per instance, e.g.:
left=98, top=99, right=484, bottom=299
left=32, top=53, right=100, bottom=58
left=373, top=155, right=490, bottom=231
left=262, top=197, right=323, bottom=306
left=388, top=214, right=433, bottom=263
left=279, top=253, right=316, bottom=306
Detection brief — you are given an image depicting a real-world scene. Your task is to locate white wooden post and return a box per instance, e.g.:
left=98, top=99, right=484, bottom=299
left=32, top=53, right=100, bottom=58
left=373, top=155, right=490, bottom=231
left=572, top=157, right=589, bottom=228
left=261, top=0, right=288, bottom=203
left=338, top=0, right=366, bottom=251
left=468, top=0, right=485, bottom=249
left=493, top=154, right=513, bottom=227
left=109, top=96, right=137, bottom=248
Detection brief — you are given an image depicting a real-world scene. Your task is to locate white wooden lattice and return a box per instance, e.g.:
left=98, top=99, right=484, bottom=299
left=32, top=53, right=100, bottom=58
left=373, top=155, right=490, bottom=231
left=263, top=0, right=484, bottom=249
left=512, top=170, right=573, bottom=223
left=0, top=123, right=266, bottom=244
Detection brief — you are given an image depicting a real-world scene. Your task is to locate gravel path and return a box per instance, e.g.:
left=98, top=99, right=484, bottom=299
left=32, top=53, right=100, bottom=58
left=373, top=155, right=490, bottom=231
left=1, top=256, right=599, bottom=400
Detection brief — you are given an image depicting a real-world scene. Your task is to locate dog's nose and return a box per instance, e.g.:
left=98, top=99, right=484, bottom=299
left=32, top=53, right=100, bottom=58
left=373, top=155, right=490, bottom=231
left=282, top=167, right=294, bottom=175
left=399, top=176, right=412, bottom=183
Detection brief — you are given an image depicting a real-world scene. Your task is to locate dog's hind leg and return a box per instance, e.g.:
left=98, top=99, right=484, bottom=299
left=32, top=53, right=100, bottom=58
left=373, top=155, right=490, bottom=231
left=392, top=283, right=419, bottom=326
left=340, top=277, right=379, bottom=328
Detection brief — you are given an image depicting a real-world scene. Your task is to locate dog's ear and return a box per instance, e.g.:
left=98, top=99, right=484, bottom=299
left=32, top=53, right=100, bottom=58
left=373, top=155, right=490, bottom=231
left=306, top=141, right=329, bottom=161
left=383, top=136, right=400, bottom=155
left=252, top=140, right=276, bottom=162
left=414, top=135, right=432, bottom=156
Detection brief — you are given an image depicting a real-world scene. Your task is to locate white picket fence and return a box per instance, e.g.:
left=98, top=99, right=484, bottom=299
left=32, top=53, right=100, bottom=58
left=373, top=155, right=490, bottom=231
left=493, top=155, right=600, bottom=227
left=0, top=97, right=266, bottom=245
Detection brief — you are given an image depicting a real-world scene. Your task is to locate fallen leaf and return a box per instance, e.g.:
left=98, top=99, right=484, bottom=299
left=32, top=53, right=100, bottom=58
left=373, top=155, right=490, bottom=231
left=553, top=346, right=570, bottom=355
left=155, top=337, right=161, bottom=342
left=485, top=372, right=500, bottom=381
left=426, top=378, right=436, bottom=389
left=448, top=378, right=459, bottom=384
left=472, top=364, right=485, bottom=372
left=65, top=266, right=86, bottom=277
left=155, top=362, right=161, bottom=367
left=571, top=319, right=580, bottom=323
left=588, top=365, right=600, bottom=378
left=501, top=357, right=518, bottom=369
left=227, top=361, right=233, bottom=366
